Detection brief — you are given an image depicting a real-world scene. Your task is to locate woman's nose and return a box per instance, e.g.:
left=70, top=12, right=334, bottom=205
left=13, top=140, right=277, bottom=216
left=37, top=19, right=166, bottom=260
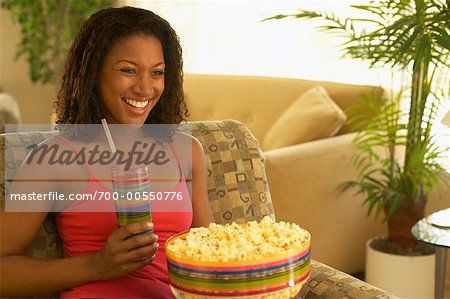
left=133, top=75, right=154, bottom=96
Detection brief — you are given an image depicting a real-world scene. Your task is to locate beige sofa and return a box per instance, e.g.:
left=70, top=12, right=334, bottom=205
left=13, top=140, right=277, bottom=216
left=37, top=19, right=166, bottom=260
left=183, top=74, right=450, bottom=275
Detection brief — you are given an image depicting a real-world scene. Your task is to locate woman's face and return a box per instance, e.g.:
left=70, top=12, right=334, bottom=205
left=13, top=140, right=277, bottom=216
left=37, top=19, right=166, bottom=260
left=98, top=34, right=165, bottom=125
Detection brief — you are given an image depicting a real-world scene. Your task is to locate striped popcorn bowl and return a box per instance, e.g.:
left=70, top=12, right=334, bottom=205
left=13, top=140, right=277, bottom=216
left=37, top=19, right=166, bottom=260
left=165, top=229, right=311, bottom=299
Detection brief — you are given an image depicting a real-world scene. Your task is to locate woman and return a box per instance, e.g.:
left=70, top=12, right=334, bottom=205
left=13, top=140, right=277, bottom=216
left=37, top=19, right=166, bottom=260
left=0, top=6, right=212, bottom=298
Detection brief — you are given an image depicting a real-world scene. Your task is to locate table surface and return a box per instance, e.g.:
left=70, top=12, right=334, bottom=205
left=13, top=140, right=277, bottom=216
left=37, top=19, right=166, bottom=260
left=411, top=208, right=450, bottom=248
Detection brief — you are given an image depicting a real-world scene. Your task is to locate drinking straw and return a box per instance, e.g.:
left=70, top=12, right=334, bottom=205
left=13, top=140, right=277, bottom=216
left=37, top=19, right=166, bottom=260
left=101, top=118, right=117, bottom=154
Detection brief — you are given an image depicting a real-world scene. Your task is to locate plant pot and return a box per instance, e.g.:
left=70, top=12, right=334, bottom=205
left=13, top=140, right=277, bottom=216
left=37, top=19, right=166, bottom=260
left=365, top=236, right=435, bottom=298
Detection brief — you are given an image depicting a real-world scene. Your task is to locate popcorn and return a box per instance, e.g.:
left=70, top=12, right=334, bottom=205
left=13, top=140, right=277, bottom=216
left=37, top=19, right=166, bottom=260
left=167, top=216, right=310, bottom=262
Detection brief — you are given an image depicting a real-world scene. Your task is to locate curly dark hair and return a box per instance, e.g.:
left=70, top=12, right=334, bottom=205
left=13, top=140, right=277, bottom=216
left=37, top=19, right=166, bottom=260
left=55, top=6, right=187, bottom=126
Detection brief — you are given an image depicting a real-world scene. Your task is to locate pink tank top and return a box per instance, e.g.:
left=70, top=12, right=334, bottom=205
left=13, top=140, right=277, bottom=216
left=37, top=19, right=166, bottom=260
left=55, top=135, right=193, bottom=299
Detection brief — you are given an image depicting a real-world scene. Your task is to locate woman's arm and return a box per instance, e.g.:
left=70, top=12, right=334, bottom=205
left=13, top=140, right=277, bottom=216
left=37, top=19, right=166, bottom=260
left=0, top=211, right=94, bottom=296
left=0, top=210, right=155, bottom=296
left=190, top=137, right=213, bottom=227
left=0, top=153, right=99, bottom=296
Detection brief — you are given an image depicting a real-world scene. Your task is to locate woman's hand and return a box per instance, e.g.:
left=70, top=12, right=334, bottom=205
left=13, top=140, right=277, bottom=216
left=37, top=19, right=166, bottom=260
left=90, top=222, right=159, bottom=281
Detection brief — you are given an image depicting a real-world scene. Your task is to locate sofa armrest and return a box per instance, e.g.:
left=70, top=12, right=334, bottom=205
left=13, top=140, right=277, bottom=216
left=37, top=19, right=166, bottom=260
left=264, top=133, right=386, bottom=273
left=301, top=259, right=398, bottom=298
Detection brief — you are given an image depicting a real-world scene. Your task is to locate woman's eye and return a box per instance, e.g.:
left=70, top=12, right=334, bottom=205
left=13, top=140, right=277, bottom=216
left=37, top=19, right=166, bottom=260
left=152, top=70, right=165, bottom=76
left=121, top=68, right=137, bottom=74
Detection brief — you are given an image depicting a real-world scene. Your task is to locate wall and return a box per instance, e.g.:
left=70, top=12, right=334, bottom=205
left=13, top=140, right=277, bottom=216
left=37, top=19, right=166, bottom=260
left=137, top=0, right=393, bottom=88
left=0, top=9, right=56, bottom=124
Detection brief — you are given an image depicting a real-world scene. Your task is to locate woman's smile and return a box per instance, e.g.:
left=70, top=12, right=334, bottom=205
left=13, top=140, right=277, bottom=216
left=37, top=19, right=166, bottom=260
left=121, top=97, right=151, bottom=110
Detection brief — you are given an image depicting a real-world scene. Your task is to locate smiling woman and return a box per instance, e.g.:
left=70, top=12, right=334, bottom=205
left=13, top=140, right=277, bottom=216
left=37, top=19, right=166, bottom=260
left=0, top=6, right=212, bottom=299
left=54, top=6, right=186, bottom=127
left=99, top=35, right=165, bottom=125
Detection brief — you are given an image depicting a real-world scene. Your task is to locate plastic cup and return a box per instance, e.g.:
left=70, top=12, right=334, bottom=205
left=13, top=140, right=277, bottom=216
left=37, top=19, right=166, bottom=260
left=112, top=165, right=153, bottom=235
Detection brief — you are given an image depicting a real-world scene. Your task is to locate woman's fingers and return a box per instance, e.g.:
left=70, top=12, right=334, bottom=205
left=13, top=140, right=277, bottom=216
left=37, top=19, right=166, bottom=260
left=123, top=253, right=156, bottom=273
left=111, top=223, right=159, bottom=263
left=119, top=222, right=154, bottom=240
left=125, top=231, right=158, bottom=250
left=109, top=222, right=157, bottom=250
left=130, top=242, right=159, bottom=262
left=93, top=222, right=159, bottom=280
left=115, top=239, right=159, bottom=264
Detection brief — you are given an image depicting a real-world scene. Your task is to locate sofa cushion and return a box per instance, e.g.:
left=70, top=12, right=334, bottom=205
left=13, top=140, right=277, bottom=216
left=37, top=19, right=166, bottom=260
left=262, top=86, right=347, bottom=150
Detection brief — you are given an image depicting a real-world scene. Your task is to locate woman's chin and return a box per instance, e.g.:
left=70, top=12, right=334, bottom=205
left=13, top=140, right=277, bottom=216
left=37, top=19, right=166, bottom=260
left=122, top=113, right=150, bottom=127
left=122, top=121, right=145, bottom=129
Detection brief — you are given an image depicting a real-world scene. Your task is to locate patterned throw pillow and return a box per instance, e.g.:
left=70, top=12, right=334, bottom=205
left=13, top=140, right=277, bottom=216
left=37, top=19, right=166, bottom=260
left=190, top=120, right=275, bottom=224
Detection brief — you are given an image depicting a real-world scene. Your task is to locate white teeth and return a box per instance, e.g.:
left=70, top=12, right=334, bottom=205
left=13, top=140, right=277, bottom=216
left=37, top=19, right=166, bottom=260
left=123, top=98, right=149, bottom=109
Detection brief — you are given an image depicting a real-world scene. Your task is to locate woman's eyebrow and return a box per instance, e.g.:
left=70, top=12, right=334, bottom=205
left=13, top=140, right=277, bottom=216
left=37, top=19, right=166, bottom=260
left=115, top=59, right=138, bottom=65
left=115, top=60, right=165, bottom=67
left=153, top=61, right=166, bottom=67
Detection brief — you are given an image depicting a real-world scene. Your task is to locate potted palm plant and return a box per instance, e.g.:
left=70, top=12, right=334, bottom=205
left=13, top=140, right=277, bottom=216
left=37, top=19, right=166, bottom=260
left=265, top=0, right=449, bottom=296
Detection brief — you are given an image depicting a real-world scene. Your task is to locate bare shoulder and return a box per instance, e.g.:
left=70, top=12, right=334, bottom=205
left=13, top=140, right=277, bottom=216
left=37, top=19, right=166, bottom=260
left=25, top=133, right=73, bottom=159
left=172, top=131, right=196, bottom=144
left=18, top=134, right=65, bottom=171
left=172, top=132, right=204, bottom=156
left=171, top=132, right=206, bottom=179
